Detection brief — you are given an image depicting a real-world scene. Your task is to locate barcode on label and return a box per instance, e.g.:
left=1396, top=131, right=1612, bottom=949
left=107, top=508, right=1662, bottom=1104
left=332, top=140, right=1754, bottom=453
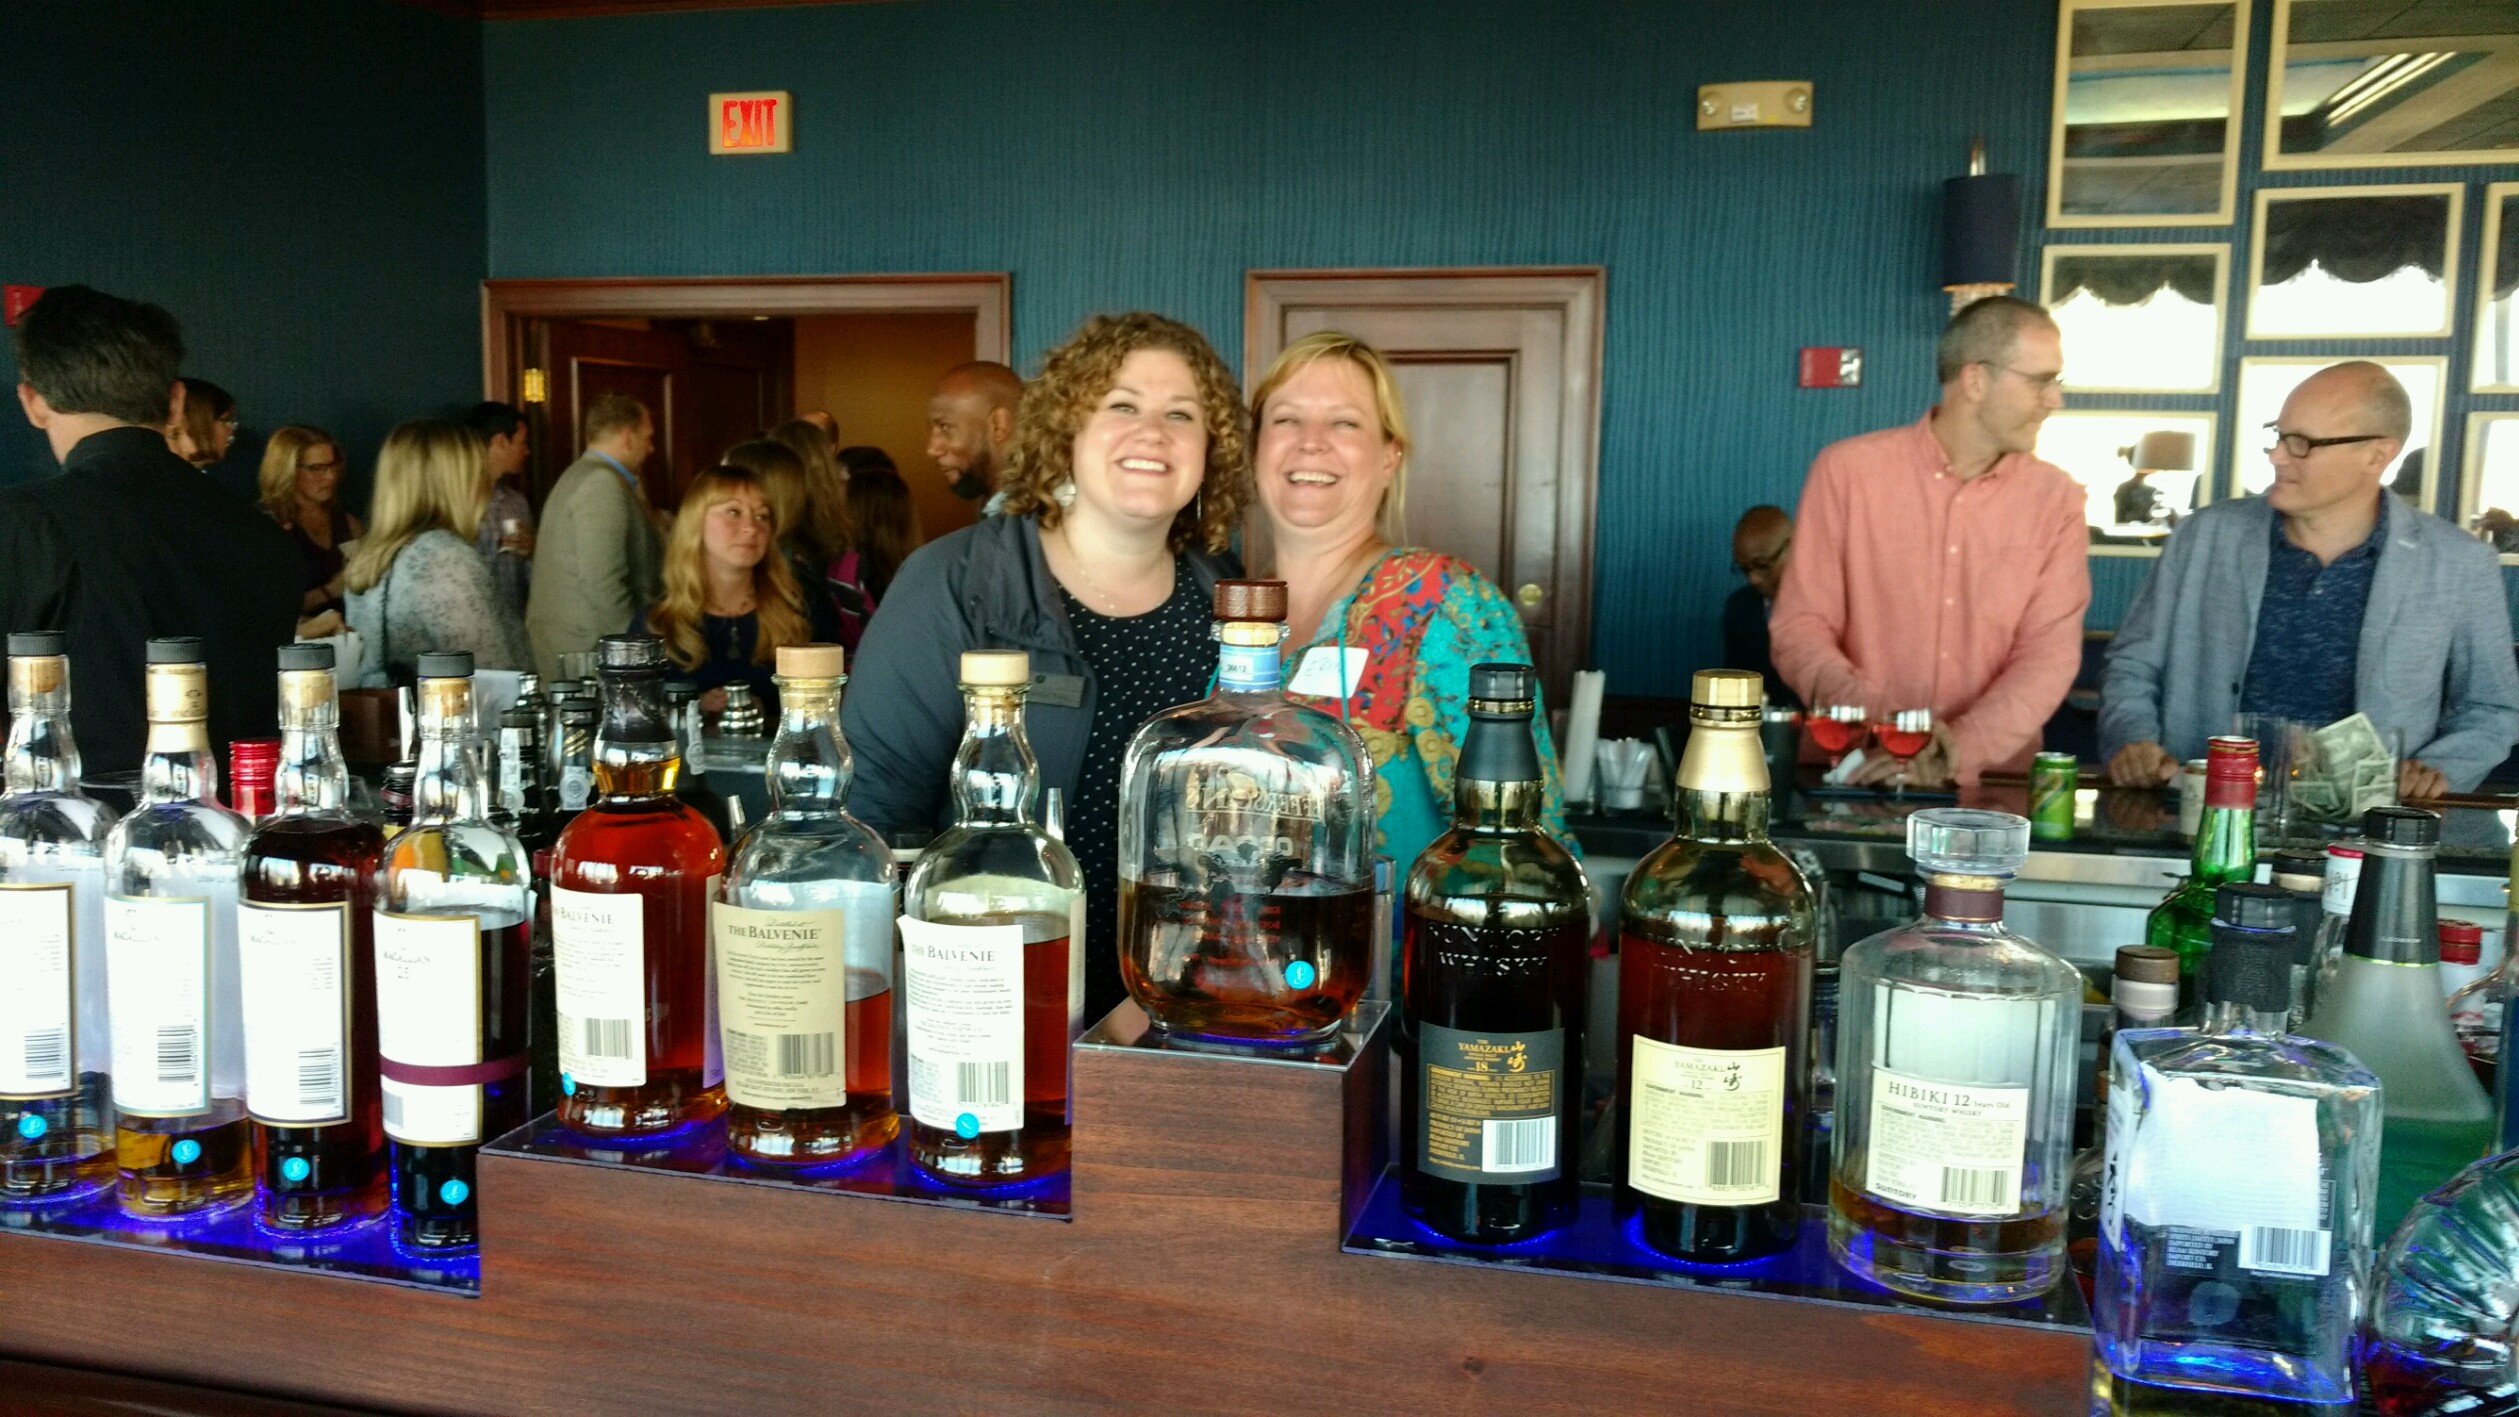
left=774, top=1032, right=836, bottom=1078
left=20, top=1028, right=67, bottom=1083
left=582, top=1018, right=632, bottom=1060
left=383, top=1090, right=404, bottom=1130
left=1940, top=1166, right=2010, bottom=1209
left=297, top=1049, right=342, bottom=1111
left=1707, top=1138, right=1767, bottom=1189
left=155, top=1027, right=198, bottom=1084
left=2239, top=1225, right=2330, bottom=1277
left=1481, top=1117, right=1556, bottom=1174
left=955, top=1061, right=1011, bottom=1108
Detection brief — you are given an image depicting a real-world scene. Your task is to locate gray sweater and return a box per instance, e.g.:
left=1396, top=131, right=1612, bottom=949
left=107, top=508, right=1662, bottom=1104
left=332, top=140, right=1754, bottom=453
left=2101, top=494, right=2519, bottom=791
left=345, top=529, right=534, bottom=686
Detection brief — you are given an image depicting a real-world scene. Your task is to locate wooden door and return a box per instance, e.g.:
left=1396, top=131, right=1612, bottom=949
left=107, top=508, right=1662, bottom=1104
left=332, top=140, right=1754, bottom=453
left=543, top=319, right=683, bottom=512
left=1245, top=270, right=1603, bottom=702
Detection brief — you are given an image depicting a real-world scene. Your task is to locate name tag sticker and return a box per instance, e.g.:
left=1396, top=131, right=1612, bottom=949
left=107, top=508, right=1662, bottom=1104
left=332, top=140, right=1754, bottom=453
left=1030, top=673, right=1087, bottom=709
left=1288, top=648, right=1370, bottom=699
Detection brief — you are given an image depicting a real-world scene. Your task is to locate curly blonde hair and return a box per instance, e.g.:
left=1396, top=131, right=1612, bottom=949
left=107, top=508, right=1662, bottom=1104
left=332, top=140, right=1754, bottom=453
left=996, top=312, right=1249, bottom=554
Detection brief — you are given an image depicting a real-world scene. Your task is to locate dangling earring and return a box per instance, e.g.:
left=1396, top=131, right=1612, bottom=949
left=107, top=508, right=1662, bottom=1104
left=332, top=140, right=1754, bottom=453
left=1052, top=479, right=1077, bottom=509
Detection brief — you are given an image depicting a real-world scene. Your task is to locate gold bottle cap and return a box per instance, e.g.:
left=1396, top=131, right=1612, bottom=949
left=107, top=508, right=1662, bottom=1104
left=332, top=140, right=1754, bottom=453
left=778, top=643, right=845, bottom=678
left=1692, top=669, right=1763, bottom=710
left=1213, top=579, right=1287, bottom=623
left=960, top=649, right=1031, bottom=687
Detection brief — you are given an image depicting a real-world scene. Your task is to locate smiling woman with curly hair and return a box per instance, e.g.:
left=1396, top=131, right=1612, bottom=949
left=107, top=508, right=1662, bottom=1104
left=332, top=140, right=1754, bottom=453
left=842, top=312, right=1250, bottom=1023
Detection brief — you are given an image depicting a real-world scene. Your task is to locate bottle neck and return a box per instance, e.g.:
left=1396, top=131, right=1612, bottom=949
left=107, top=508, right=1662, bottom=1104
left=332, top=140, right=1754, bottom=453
left=273, top=676, right=350, bottom=817
left=1215, top=621, right=1283, bottom=695
left=1922, top=871, right=2009, bottom=926
left=1675, top=715, right=1772, bottom=844
left=2345, top=841, right=2439, bottom=965
left=4, top=665, right=79, bottom=795
left=1453, top=706, right=1543, bottom=833
left=2200, top=999, right=2289, bottom=1036
left=2190, top=802, right=2255, bottom=882
left=768, top=678, right=846, bottom=816
left=140, top=666, right=218, bottom=807
left=952, top=687, right=1037, bottom=827
left=595, top=667, right=679, bottom=800
left=414, top=694, right=489, bottom=827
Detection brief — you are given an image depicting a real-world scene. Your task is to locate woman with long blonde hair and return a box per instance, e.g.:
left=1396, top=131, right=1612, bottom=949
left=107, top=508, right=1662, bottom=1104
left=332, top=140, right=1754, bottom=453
left=343, top=419, right=531, bottom=685
left=641, top=464, right=831, bottom=718
left=259, top=424, right=364, bottom=620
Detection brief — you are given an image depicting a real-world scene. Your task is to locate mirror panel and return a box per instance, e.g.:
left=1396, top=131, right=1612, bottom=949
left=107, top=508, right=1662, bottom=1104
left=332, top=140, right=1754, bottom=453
left=2246, top=184, right=2461, bottom=338
left=2230, top=355, right=2446, bottom=505
left=2038, top=411, right=2221, bottom=556
left=2049, top=0, right=2249, bottom=226
left=2042, top=244, right=2228, bottom=391
left=2267, top=0, right=2519, bottom=169
left=2459, top=412, right=2519, bottom=564
left=2475, top=183, right=2519, bottom=390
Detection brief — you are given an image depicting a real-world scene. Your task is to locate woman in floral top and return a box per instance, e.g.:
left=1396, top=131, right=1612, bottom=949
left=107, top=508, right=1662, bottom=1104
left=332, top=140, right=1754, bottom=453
left=1249, top=330, right=1575, bottom=876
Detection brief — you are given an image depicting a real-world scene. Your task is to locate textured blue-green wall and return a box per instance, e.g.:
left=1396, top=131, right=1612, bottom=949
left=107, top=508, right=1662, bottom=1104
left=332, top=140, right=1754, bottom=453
left=482, top=0, right=2058, bottom=694
left=0, top=0, right=486, bottom=512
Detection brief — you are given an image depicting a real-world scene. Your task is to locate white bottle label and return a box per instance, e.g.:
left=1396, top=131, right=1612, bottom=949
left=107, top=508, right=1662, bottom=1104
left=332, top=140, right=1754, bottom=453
left=901, top=916, right=1025, bottom=1135
left=1862, top=1066, right=2029, bottom=1217
left=0, top=884, right=77, bottom=1099
left=1627, top=1038, right=1786, bottom=1206
left=105, top=895, right=214, bottom=1118
left=554, top=887, right=647, bottom=1088
left=713, top=902, right=847, bottom=1112
left=238, top=901, right=352, bottom=1125
left=375, top=911, right=486, bottom=1146
left=702, top=874, right=723, bottom=1090
left=2323, top=854, right=2361, bottom=918
left=2120, top=1065, right=2329, bottom=1278
left=559, top=765, right=592, bottom=812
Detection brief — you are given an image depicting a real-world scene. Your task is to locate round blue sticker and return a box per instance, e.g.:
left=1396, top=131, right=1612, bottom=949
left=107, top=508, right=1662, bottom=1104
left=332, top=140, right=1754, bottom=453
left=440, top=1179, right=470, bottom=1206
left=280, top=1157, right=311, bottom=1183
left=171, top=1139, right=202, bottom=1166
left=1286, top=960, right=1317, bottom=990
left=955, top=1112, right=981, bottom=1140
left=561, top=1073, right=576, bottom=1096
left=16, top=1114, right=46, bottom=1140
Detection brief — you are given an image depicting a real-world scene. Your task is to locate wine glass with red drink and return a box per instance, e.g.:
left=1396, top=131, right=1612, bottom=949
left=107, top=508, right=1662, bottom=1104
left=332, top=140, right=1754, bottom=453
left=1873, top=708, right=1933, bottom=796
left=1808, top=703, right=1870, bottom=772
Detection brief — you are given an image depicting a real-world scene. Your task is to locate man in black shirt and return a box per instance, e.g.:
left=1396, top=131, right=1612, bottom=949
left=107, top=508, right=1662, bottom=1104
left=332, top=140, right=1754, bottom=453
left=1720, top=503, right=1799, bottom=710
left=4, top=285, right=300, bottom=773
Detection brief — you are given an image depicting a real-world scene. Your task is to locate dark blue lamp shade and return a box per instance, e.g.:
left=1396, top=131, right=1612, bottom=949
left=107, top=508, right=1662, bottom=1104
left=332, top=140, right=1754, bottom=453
left=1941, top=173, right=2021, bottom=290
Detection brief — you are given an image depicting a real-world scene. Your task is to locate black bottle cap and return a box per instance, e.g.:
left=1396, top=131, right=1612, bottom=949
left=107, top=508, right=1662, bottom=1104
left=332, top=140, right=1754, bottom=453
left=663, top=679, right=700, bottom=704
left=416, top=651, right=474, bottom=679
left=499, top=705, right=538, bottom=728
left=146, top=636, right=203, bottom=665
left=2214, top=882, right=2296, bottom=933
left=2270, top=850, right=2325, bottom=890
left=599, top=634, right=667, bottom=669
left=2361, top=805, right=2440, bottom=848
left=1467, top=663, right=1534, bottom=707
left=561, top=702, right=599, bottom=725
left=277, top=643, right=335, bottom=671
left=2204, top=923, right=2295, bottom=1012
left=7, top=631, right=65, bottom=657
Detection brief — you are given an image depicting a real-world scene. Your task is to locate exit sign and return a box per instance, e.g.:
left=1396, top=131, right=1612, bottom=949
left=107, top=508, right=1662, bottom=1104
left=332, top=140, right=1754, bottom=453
left=709, top=91, right=791, bottom=155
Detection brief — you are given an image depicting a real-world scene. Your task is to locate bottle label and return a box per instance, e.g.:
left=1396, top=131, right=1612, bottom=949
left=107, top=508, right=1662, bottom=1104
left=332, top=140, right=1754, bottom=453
left=498, top=729, right=533, bottom=814
left=374, top=911, right=487, bottom=1146
left=1627, top=1037, right=1784, bottom=1205
left=703, top=874, right=723, bottom=1091
left=104, top=895, right=214, bottom=1118
left=2113, top=1065, right=2330, bottom=1279
left=238, top=901, right=352, bottom=1125
left=559, top=765, right=593, bottom=812
left=712, top=902, right=847, bottom=1112
left=2323, top=853, right=2362, bottom=917
left=1216, top=642, right=1282, bottom=693
left=553, top=887, right=647, bottom=1088
left=1417, top=1021, right=1563, bottom=1182
left=900, top=916, right=1024, bottom=1135
left=0, top=884, right=77, bottom=1100
left=1862, top=1066, right=2029, bottom=1217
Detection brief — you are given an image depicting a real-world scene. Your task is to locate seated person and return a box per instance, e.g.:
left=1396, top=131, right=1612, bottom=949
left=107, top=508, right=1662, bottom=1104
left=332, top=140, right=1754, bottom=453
left=1721, top=504, right=1797, bottom=711
left=2102, top=361, right=2519, bottom=798
left=344, top=420, right=532, bottom=685
left=639, top=464, right=836, bottom=720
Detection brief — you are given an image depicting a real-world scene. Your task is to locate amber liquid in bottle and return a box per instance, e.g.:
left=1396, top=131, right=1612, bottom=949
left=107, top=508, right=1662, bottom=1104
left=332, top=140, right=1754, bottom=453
left=908, top=920, right=1076, bottom=1184
left=1116, top=879, right=1375, bottom=1042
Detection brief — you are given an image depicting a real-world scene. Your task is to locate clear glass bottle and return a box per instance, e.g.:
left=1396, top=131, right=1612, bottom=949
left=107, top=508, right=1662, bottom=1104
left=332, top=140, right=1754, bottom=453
left=2147, top=735, right=2259, bottom=1011
left=2095, top=883, right=2382, bottom=1414
left=1614, top=668, right=1813, bottom=1262
left=375, top=653, right=533, bottom=1251
left=903, top=650, right=1084, bottom=1187
left=550, top=635, right=726, bottom=1139
left=1401, top=663, right=1591, bottom=1245
left=716, top=645, right=897, bottom=1168
left=101, top=638, right=254, bottom=1217
left=240, top=643, right=386, bottom=1231
left=0, top=631, right=119, bottom=1205
left=2312, top=842, right=2364, bottom=1008
left=1118, top=580, right=1375, bottom=1047
left=2271, top=849, right=2331, bottom=1029
left=2361, top=1147, right=2519, bottom=1416
left=1828, top=809, right=2081, bottom=1304
left=2447, top=854, right=2517, bottom=1092
left=2065, top=943, right=2181, bottom=1295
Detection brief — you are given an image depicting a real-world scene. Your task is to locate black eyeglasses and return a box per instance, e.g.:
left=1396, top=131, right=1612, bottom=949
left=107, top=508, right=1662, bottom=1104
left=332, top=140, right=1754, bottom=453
left=1734, top=539, right=1792, bottom=577
left=2262, top=423, right=2385, bottom=458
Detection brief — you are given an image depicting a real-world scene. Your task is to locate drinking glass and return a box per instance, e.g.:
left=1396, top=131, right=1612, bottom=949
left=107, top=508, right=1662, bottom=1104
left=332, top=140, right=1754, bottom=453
left=1872, top=709, right=1933, bottom=794
left=1807, top=704, right=1869, bottom=771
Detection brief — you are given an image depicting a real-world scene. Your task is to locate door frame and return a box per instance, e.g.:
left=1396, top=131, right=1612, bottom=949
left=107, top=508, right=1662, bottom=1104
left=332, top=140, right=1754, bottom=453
left=1243, top=266, right=1604, bottom=685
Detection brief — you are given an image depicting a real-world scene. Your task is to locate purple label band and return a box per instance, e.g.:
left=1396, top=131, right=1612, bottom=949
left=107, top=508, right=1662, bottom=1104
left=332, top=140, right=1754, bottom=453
left=379, top=1053, right=529, bottom=1088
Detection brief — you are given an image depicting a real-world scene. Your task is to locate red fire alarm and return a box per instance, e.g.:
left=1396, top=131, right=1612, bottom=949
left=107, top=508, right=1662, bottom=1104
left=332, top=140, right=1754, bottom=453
left=4, top=286, right=43, bottom=327
left=1799, top=347, right=1862, bottom=388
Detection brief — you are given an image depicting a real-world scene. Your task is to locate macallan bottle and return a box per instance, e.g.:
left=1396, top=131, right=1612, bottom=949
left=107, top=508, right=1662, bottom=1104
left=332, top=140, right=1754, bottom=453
left=716, top=645, right=897, bottom=1167
left=240, top=643, right=386, bottom=1230
left=0, top=632, right=119, bottom=1205
left=375, top=653, right=532, bottom=1250
left=550, top=635, right=726, bottom=1139
left=101, top=638, right=254, bottom=1217
left=1399, top=663, right=1590, bottom=1244
left=903, top=651, right=1085, bottom=1186
left=1616, top=669, right=1816, bottom=1263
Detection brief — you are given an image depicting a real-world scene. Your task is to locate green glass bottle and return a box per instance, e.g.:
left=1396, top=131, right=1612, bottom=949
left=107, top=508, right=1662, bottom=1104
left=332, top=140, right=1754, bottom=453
left=2144, top=735, right=2257, bottom=1009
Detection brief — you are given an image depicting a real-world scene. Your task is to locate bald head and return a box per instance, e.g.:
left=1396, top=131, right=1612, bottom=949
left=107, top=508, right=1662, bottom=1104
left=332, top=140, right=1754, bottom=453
left=1732, top=504, right=1793, bottom=600
left=2298, top=360, right=2412, bottom=444
left=928, top=361, right=1024, bottom=500
left=2265, top=360, right=2412, bottom=529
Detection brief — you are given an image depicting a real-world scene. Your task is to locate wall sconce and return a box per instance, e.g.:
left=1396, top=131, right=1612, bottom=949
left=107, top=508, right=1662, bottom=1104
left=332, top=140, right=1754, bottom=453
left=2126, top=430, right=2197, bottom=473
left=1942, top=138, right=2021, bottom=317
left=519, top=367, right=549, bottom=405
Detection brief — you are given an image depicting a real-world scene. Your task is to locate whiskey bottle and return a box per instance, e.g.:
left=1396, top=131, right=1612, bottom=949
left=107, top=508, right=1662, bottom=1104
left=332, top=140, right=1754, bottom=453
left=1614, top=668, right=1814, bottom=1262
left=1400, top=663, right=1590, bottom=1244
left=1118, top=580, right=1375, bottom=1046
left=240, top=643, right=386, bottom=1231
left=716, top=645, right=897, bottom=1167
left=550, top=635, right=726, bottom=1139
left=375, top=653, right=532, bottom=1251
left=902, top=651, right=1084, bottom=1186
left=101, top=638, right=254, bottom=1217
left=0, top=632, right=119, bottom=1205
left=2146, top=735, right=2258, bottom=1007
left=1829, top=809, right=2081, bottom=1303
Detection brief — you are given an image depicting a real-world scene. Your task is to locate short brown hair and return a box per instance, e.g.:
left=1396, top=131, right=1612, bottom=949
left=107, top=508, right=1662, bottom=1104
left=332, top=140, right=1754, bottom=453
left=583, top=392, right=649, bottom=444
left=997, top=312, right=1249, bottom=554
left=1936, top=295, right=2057, bottom=386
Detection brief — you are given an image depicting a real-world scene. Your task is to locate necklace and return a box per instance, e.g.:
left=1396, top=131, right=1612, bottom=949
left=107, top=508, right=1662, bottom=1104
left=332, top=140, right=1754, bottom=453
left=1050, top=524, right=1169, bottom=615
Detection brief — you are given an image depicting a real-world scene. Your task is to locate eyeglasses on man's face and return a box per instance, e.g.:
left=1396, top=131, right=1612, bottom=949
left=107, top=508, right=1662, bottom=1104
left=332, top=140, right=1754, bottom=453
left=1734, top=539, right=1792, bottom=578
left=1982, top=362, right=2066, bottom=394
left=2262, top=422, right=2385, bottom=459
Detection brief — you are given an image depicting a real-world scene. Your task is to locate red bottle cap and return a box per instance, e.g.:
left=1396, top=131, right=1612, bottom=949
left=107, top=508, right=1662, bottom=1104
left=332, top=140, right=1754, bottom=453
left=2203, top=736, right=2259, bottom=810
left=228, top=737, right=280, bottom=820
left=2439, top=920, right=2484, bottom=964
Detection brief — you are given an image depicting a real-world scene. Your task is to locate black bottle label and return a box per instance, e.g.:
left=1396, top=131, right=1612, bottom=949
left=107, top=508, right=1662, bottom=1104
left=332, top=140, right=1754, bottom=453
left=1417, top=1021, right=1562, bottom=1182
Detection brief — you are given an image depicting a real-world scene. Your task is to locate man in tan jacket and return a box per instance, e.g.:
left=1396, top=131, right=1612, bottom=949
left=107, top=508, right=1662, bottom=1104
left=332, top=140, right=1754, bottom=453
left=526, top=393, right=663, bottom=681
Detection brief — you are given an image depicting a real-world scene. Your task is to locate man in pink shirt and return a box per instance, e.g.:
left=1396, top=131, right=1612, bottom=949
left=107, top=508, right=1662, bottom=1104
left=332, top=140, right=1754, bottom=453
left=1769, top=296, right=2090, bottom=788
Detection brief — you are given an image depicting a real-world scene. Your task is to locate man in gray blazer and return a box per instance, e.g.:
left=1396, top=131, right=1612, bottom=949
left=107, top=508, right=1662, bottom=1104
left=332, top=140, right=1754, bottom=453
left=526, top=392, right=664, bottom=682
left=2103, top=361, right=2519, bottom=797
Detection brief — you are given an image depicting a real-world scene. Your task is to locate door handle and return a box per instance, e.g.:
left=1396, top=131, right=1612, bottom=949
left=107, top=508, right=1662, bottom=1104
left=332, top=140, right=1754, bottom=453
left=1515, top=582, right=1545, bottom=609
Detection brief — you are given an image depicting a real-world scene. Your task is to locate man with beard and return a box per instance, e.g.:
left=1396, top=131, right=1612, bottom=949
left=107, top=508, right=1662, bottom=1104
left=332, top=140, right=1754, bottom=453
left=924, top=361, right=1022, bottom=515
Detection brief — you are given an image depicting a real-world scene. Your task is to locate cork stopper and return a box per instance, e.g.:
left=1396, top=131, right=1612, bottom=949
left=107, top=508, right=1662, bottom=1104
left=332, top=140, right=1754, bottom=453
left=960, top=649, right=1031, bottom=687
left=278, top=664, right=336, bottom=714
left=7, top=636, right=64, bottom=696
left=1692, top=669, right=1763, bottom=710
left=2112, top=944, right=2181, bottom=985
left=1213, top=580, right=1287, bottom=623
left=145, top=659, right=208, bottom=724
left=778, top=644, right=845, bottom=678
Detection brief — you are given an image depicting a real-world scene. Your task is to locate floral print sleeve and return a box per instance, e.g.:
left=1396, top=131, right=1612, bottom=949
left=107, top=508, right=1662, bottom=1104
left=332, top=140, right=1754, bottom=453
left=1405, top=564, right=1577, bottom=854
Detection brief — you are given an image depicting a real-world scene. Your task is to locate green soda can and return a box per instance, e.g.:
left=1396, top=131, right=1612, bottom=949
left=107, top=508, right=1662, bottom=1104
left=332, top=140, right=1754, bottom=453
left=2030, top=752, right=2077, bottom=841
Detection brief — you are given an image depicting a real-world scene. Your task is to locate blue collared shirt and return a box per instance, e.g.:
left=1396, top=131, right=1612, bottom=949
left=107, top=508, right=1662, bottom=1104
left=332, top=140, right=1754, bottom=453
left=2238, top=499, right=2388, bottom=726
left=588, top=450, right=638, bottom=489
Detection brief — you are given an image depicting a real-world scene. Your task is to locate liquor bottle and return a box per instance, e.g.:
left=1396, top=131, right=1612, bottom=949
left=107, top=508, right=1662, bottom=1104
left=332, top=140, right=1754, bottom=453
left=101, top=638, right=254, bottom=1217
left=1118, top=580, right=1374, bottom=1046
left=554, top=700, right=597, bottom=817
left=493, top=700, right=546, bottom=835
left=2271, top=849, right=2329, bottom=1028
left=1400, top=663, right=1591, bottom=1244
left=2312, top=842, right=2363, bottom=1007
left=2064, top=944, right=2181, bottom=1293
left=662, top=678, right=731, bottom=839
left=0, top=632, right=119, bottom=1205
left=1829, top=809, right=2081, bottom=1304
left=374, top=653, right=532, bottom=1251
left=495, top=698, right=563, bottom=1119
left=2095, top=883, right=2382, bottom=1414
left=2361, top=1147, right=2519, bottom=1416
left=902, top=651, right=1084, bottom=1186
left=550, top=635, right=726, bottom=1139
left=2300, top=807, right=2495, bottom=1231
left=239, top=643, right=386, bottom=1231
left=1614, top=668, right=1812, bottom=1262
left=2447, top=931, right=2516, bottom=1092
left=715, top=645, right=897, bottom=1167
left=379, top=762, right=417, bottom=837
left=2438, top=921, right=2488, bottom=1003
left=2145, top=735, right=2258, bottom=1005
